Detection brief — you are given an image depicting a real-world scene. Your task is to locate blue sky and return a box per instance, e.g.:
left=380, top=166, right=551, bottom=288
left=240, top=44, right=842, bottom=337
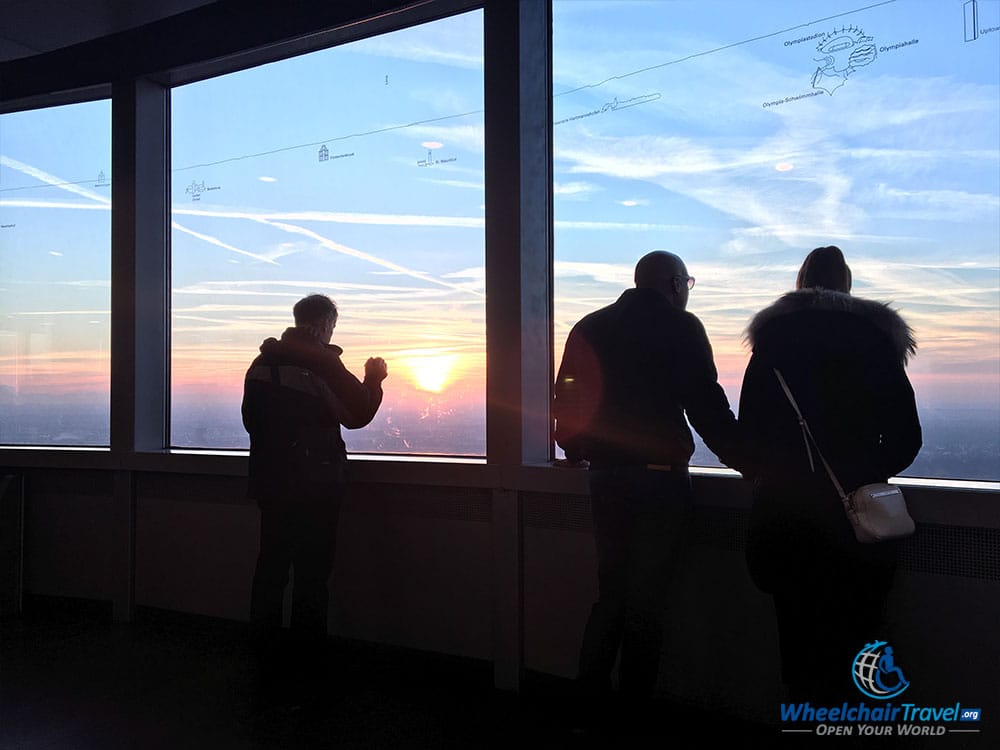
left=550, top=0, right=1000, bottom=409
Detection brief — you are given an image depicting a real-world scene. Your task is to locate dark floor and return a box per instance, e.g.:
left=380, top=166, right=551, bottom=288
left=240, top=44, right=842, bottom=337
left=1, top=597, right=775, bottom=749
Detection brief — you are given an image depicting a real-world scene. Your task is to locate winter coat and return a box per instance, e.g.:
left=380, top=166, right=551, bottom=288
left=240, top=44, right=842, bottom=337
left=242, top=327, right=383, bottom=503
left=738, top=288, right=921, bottom=592
left=553, top=287, right=740, bottom=468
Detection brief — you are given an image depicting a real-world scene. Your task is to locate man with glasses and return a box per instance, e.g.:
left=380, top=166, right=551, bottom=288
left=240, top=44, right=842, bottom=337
left=554, top=250, right=740, bottom=734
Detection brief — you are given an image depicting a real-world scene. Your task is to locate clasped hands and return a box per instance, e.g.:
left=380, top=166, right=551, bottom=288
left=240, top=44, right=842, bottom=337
left=365, top=356, right=389, bottom=382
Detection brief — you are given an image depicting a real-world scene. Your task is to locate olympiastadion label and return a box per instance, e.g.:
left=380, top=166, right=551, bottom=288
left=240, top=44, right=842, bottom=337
left=777, top=642, right=984, bottom=739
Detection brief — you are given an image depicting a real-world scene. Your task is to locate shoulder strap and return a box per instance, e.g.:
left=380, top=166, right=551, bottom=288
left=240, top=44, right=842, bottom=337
left=773, top=368, right=848, bottom=500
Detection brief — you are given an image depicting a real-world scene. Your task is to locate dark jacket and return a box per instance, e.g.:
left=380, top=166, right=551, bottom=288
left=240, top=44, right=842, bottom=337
left=739, top=289, right=921, bottom=590
left=242, top=327, right=383, bottom=502
left=740, top=288, right=921, bottom=493
left=553, top=287, right=739, bottom=468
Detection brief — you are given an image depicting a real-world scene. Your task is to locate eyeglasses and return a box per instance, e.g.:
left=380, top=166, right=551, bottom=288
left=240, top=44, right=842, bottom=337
left=674, top=275, right=696, bottom=290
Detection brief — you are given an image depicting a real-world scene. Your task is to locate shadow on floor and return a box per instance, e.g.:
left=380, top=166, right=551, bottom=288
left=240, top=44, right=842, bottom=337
left=1, top=597, right=775, bottom=749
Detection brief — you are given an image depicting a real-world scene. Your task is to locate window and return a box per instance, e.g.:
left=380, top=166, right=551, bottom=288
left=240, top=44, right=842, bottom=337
left=552, top=0, right=999, bottom=481
left=0, top=100, right=112, bottom=446
left=170, top=10, right=486, bottom=455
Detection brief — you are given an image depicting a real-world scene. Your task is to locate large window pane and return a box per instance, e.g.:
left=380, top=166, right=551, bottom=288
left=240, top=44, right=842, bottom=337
left=171, top=11, right=485, bottom=455
left=0, top=100, right=112, bottom=446
left=553, top=0, right=999, bottom=481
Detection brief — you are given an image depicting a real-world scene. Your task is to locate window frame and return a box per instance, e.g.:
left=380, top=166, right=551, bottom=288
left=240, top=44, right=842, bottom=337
left=165, top=6, right=494, bottom=457
left=0, top=0, right=995, bottom=492
left=0, top=91, right=115, bottom=448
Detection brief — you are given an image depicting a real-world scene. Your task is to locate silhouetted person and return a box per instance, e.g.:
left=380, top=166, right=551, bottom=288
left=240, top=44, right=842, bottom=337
left=739, top=246, right=921, bottom=702
left=242, top=294, right=387, bottom=707
left=553, top=251, right=741, bottom=728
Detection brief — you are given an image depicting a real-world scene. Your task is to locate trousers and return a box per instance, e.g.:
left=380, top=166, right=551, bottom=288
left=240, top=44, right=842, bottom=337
left=577, top=466, right=691, bottom=699
left=250, top=493, right=342, bottom=672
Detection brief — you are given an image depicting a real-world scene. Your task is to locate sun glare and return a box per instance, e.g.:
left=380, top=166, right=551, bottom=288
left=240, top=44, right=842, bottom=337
left=403, top=353, right=460, bottom=393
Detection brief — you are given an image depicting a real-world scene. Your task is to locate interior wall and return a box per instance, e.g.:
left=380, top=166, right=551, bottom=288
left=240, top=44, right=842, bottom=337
left=521, top=479, right=1000, bottom=730
left=6, top=464, right=999, bottom=734
left=21, top=470, right=115, bottom=602
left=135, top=474, right=257, bottom=620
left=522, top=488, right=784, bottom=721
left=132, top=474, right=495, bottom=660
left=330, top=484, right=493, bottom=660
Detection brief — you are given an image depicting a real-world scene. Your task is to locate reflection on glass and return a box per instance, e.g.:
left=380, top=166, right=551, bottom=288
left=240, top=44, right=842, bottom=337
left=170, top=10, right=485, bottom=455
left=553, top=0, right=999, bottom=481
left=0, top=100, right=112, bottom=446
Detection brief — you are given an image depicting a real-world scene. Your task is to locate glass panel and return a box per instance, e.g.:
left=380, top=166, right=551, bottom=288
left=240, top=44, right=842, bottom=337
left=171, top=10, right=485, bottom=455
left=0, top=100, right=112, bottom=446
left=553, top=0, right=999, bottom=481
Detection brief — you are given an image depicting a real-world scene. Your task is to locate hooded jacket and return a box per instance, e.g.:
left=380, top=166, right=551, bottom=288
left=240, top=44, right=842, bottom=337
left=553, top=287, right=739, bottom=468
left=739, top=288, right=921, bottom=502
left=242, top=327, right=383, bottom=502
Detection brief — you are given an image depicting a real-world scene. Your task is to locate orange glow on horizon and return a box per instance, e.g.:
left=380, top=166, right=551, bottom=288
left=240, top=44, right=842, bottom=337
left=399, top=352, right=461, bottom=393
left=3, top=340, right=995, bottom=411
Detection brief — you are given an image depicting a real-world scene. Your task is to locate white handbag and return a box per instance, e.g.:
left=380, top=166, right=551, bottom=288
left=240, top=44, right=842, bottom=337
left=773, top=369, right=915, bottom=544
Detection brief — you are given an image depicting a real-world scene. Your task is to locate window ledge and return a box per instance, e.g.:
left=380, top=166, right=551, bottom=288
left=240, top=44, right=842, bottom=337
left=0, top=446, right=997, bottom=495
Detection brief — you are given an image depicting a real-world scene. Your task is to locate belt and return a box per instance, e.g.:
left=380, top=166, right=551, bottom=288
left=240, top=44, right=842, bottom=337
left=590, top=462, right=676, bottom=472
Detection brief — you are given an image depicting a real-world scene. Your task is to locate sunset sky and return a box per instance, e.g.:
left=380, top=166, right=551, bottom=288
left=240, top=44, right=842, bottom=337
left=1, top=0, right=998, bottom=453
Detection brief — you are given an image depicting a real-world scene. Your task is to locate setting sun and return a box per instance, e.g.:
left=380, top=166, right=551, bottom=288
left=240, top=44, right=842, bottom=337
left=402, top=352, right=460, bottom=393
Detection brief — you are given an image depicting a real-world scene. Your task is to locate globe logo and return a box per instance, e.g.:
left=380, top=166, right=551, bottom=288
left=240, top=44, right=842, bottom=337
left=852, top=641, right=911, bottom=700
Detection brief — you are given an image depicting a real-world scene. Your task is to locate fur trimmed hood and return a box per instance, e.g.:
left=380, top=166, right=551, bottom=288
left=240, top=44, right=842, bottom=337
left=746, top=288, right=916, bottom=364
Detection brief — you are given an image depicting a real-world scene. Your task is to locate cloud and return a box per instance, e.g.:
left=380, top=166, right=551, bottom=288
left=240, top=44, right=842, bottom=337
left=0, top=155, right=110, bottom=205
left=552, top=247, right=1000, bottom=375
left=554, top=260, right=633, bottom=287
left=2, top=156, right=277, bottom=266
left=558, top=133, right=723, bottom=178
left=250, top=217, right=485, bottom=298
left=555, top=220, right=694, bottom=231
left=422, top=178, right=484, bottom=190
left=554, top=181, right=601, bottom=197
left=173, top=206, right=485, bottom=228
left=0, top=199, right=109, bottom=211
left=441, top=267, right=483, bottom=280
left=12, top=309, right=112, bottom=317
left=868, top=184, right=1000, bottom=221
left=50, top=280, right=111, bottom=288
left=348, top=12, right=484, bottom=70
left=549, top=10, right=1000, bottom=263
left=405, top=122, right=485, bottom=155
left=173, top=280, right=454, bottom=297
left=172, top=222, right=279, bottom=265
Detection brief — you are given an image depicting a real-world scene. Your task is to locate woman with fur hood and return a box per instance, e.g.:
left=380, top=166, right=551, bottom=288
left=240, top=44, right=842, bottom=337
left=738, top=245, right=921, bottom=702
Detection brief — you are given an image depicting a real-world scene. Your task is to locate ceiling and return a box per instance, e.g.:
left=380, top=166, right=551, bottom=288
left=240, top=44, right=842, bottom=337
left=0, top=0, right=217, bottom=64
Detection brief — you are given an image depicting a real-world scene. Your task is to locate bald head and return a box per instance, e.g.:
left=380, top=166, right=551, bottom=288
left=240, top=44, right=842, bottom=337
left=634, top=251, right=690, bottom=310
